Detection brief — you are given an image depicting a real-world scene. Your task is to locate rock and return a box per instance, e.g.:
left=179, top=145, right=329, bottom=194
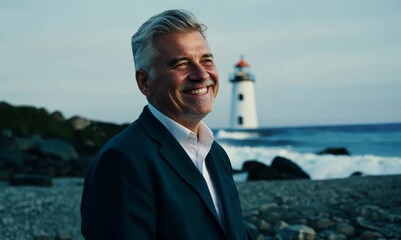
left=318, top=230, right=347, bottom=240
left=68, top=116, right=91, bottom=130
left=317, top=148, right=350, bottom=156
left=355, top=217, right=382, bottom=232
left=271, top=156, right=310, bottom=179
left=0, top=148, right=26, bottom=180
left=56, top=230, right=72, bottom=240
left=242, top=157, right=311, bottom=181
left=14, top=134, right=42, bottom=151
left=28, top=138, right=78, bottom=161
left=244, top=221, right=260, bottom=240
left=274, top=221, right=316, bottom=240
left=9, top=173, right=53, bottom=187
left=359, top=230, right=383, bottom=240
left=259, top=203, right=279, bottom=211
left=356, top=205, right=386, bottom=220
left=386, top=214, right=401, bottom=223
left=0, top=148, right=25, bottom=169
left=242, top=160, right=282, bottom=181
left=50, top=111, right=65, bottom=121
left=335, top=223, right=355, bottom=237
left=34, top=231, right=55, bottom=240
left=350, top=171, right=364, bottom=177
left=309, top=217, right=335, bottom=230
left=259, top=220, right=272, bottom=234
left=262, top=210, right=283, bottom=224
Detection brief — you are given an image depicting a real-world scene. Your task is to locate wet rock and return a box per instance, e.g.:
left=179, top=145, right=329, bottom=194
left=244, top=221, right=260, bottom=240
left=335, top=223, right=355, bottom=237
left=258, top=220, right=272, bottom=235
left=242, top=157, right=311, bottom=181
left=350, top=171, right=364, bottom=177
left=309, top=217, right=335, bottom=230
left=318, top=230, right=347, bottom=240
left=317, top=148, right=350, bottom=156
left=359, top=230, right=383, bottom=240
left=271, top=156, right=310, bottom=179
left=355, top=217, right=382, bottom=232
left=274, top=221, right=316, bottom=240
left=242, top=160, right=282, bottom=180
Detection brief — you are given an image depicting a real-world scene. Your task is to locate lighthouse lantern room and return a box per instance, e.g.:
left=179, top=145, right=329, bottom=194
left=229, top=57, right=258, bottom=129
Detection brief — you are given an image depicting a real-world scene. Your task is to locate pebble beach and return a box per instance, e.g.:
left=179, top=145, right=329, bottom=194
left=1, top=175, right=400, bottom=240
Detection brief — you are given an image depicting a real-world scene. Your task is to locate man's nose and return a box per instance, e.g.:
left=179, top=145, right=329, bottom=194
left=188, top=63, right=209, bottom=81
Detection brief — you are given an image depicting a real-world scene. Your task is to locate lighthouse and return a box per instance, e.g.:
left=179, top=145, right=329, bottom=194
left=229, top=57, right=258, bottom=129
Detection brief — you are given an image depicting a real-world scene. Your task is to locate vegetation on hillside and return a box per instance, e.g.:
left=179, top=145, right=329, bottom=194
left=0, top=101, right=128, bottom=156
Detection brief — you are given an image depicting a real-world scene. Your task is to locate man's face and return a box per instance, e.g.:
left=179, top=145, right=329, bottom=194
left=144, top=31, right=219, bottom=127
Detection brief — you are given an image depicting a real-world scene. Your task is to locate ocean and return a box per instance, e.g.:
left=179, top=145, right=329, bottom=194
left=213, top=123, right=401, bottom=180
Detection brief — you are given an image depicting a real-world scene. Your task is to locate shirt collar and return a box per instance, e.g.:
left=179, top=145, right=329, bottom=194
left=147, top=103, right=214, bottom=145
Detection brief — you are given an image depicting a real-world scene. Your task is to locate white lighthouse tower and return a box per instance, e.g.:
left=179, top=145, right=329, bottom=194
left=229, top=57, right=258, bottom=129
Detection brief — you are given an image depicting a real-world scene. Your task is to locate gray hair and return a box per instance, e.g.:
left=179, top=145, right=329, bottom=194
left=131, top=9, right=207, bottom=75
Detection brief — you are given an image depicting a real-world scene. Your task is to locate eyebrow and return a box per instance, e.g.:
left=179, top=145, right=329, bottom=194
left=167, top=53, right=214, bottom=67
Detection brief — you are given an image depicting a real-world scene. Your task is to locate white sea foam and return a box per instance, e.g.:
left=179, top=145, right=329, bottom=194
left=215, top=130, right=260, bottom=140
left=221, top=144, right=401, bottom=180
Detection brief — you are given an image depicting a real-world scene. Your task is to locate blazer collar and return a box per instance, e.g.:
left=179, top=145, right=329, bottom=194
left=206, top=149, right=238, bottom=238
left=138, top=106, right=224, bottom=229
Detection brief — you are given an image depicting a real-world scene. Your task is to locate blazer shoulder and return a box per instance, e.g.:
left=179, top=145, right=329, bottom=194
left=101, top=106, right=168, bottom=152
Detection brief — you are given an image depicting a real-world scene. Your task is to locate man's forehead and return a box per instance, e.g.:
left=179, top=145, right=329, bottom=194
left=153, top=32, right=212, bottom=60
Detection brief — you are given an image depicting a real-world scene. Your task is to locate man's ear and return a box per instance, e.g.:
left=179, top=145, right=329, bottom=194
left=135, top=70, right=151, bottom=96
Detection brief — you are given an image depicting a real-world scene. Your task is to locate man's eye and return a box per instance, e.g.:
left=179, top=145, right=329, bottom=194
left=202, top=59, right=214, bottom=66
left=174, top=62, right=189, bottom=70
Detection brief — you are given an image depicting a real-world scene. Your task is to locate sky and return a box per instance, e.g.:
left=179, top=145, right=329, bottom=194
left=1, top=0, right=400, bottom=128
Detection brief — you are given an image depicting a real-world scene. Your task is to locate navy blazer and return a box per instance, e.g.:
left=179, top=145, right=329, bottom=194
left=81, top=106, right=250, bottom=239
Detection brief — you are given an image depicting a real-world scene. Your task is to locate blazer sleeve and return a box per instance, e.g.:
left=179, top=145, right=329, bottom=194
left=81, top=148, right=156, bottom=240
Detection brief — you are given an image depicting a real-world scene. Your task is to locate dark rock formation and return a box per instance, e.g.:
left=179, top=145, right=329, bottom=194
left=0, top=101, right=128, bottom=181
left=350, top=171, right=364, bottom=177
left=28, top=138, right=78, bottom=161
left=242, top=157, right=310, bottom=181
left=242, top=160, right=282, bottom=181
left=0, top=101, right=128, bottom=156
left=317, top=147, right=351, bottom=155
left=271, top=156, right=310, bottom=179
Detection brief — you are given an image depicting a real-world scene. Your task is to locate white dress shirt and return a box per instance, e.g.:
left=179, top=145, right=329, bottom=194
left=148, top=103, right=222, bottom=218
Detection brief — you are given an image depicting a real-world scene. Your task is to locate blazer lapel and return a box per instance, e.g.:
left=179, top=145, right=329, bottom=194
left=138, top=106, right=222, bottom=224
left=206, top=146, right=238, bottom=238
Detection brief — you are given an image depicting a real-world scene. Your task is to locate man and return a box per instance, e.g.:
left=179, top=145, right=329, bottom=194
left=81, top=9, right=250, bottom=240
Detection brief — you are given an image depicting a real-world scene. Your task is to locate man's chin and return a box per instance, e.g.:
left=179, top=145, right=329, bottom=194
left=189, top=108, right=212, bottom=119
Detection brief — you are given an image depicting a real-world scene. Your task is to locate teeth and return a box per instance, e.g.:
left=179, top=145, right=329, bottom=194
left=189, top=87, right=207, bottom=95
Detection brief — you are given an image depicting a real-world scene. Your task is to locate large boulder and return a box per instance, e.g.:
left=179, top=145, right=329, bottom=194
left=242, top=157, right=311, bottom=181
left=0, top=148, right=26, bottom=180
left=242, top=160, right=282, bottom=181
left=271, top=156, right=310, bottom=179
left=0, top=148, right=25, bottom=169
left=28, top=138, right=78, bottom=161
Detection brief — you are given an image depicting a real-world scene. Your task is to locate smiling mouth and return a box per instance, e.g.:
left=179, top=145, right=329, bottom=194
left=182, top=80, right=215, bottom=96
left=187, top=87, right=208, bottom=95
